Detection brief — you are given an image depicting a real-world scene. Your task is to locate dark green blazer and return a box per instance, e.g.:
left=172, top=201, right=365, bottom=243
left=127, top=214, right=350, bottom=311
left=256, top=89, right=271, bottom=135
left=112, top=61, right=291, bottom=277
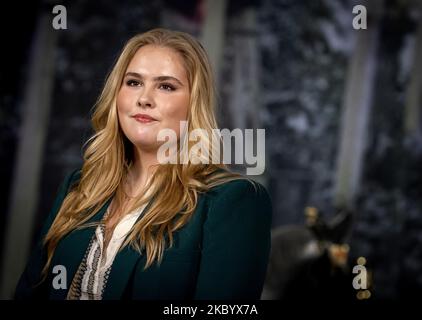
left=15, top=168, right=272, bottom=300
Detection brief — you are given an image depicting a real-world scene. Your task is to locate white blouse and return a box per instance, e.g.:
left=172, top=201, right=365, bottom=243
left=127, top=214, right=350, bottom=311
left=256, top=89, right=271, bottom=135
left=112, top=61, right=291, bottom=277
left=66, top=202, right=148, bottom=300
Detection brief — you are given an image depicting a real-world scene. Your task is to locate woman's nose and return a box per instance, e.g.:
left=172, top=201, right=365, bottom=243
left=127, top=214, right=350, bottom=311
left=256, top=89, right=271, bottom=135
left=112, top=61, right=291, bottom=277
left=137, top=87, right=154, bottom=108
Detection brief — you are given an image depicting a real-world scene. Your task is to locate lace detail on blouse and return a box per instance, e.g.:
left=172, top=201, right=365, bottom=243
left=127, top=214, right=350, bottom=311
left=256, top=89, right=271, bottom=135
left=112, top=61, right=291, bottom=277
left=66, top=202, right=147, bottom=300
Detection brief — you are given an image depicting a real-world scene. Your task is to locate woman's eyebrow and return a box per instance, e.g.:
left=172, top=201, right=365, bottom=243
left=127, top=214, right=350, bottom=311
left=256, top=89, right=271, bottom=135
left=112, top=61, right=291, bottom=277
left=125, top=72, right=184, bottom=86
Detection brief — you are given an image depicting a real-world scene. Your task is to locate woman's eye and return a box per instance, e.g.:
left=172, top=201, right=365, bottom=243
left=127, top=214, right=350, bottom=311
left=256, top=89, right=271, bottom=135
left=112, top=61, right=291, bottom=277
left=159, top=83, right=175, bottom=91
left=126, top=79, right=141, bottom=86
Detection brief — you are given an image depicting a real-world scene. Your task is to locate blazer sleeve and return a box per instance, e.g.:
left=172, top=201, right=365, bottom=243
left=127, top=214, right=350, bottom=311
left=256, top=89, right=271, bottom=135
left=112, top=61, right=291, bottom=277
left=193, top=179, right=273, bottom=299
left=14, top=168, right=80, bottom=300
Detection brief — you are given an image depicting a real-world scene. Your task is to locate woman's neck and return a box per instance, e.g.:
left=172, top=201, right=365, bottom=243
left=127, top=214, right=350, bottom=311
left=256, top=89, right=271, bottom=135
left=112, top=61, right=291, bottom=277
left=127, top=147, right=159, bottom=197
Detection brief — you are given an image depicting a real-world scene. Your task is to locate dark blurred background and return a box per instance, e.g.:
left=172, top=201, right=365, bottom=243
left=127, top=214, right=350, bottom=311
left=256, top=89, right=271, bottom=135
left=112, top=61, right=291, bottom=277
left=0, top=0, right=421, bottom=301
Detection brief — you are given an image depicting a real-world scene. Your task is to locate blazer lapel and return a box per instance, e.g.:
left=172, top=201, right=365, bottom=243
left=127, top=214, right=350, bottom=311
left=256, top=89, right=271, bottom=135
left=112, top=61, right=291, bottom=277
left=101, top=244, right=146, bottom=300
left=102, top=198, right=155, bottom=300
left=50, top=196, right=113, bottom=300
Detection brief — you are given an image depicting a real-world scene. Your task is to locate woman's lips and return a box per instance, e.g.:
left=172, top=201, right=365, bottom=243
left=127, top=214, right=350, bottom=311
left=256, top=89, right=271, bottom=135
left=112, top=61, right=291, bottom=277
left=132, top=114, right=157, bottom=123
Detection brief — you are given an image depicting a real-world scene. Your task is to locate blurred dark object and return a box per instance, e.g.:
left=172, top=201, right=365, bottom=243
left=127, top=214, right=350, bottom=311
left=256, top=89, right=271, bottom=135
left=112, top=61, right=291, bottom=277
left=262, top=207, right=355, bottom=300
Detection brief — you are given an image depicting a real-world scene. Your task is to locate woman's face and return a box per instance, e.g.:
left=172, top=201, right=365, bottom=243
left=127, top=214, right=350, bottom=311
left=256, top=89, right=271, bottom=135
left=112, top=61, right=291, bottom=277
left=117, top=45, right=190, bottom=152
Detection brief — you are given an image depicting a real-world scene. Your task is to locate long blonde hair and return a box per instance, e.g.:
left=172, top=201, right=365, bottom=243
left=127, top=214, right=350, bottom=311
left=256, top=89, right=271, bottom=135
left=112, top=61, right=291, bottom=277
left=42, top=28, right=245, bottom=277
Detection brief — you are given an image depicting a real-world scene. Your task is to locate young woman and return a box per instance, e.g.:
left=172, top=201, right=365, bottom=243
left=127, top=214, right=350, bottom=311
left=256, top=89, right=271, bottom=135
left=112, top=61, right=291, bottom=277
left=15, top=28, right=272, bottom=300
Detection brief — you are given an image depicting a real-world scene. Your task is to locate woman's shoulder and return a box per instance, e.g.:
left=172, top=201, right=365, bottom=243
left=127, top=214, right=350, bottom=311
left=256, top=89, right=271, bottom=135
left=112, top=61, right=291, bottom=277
left=66, top=167, right=82, bottom=189
left=202, top=176, right=273, bottom=233
left=54, top=167, right=82, bottom=199
left=207, top=176, right=272, bottom=209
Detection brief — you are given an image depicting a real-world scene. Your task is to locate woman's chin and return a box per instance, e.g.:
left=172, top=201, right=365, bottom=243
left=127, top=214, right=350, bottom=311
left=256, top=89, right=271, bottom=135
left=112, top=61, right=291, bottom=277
left=130, top=139, right=160, bottom=152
